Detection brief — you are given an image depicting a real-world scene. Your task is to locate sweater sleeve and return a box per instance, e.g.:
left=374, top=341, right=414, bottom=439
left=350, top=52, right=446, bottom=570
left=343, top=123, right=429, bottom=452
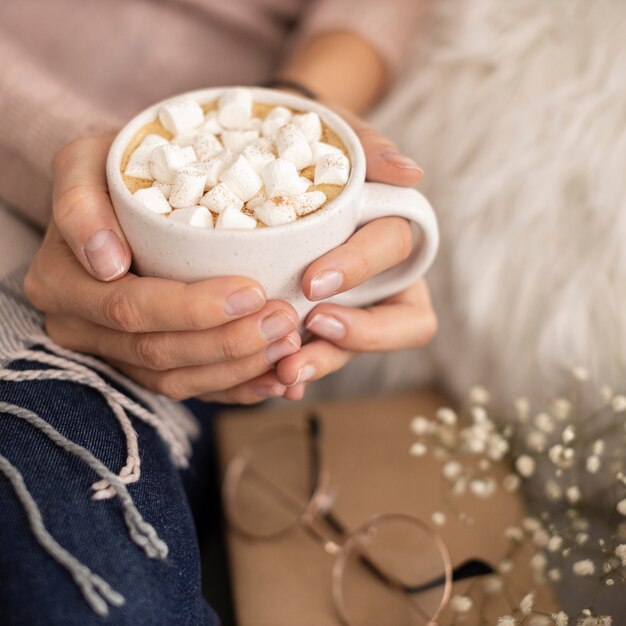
left=0, top=35, right=119, bottom=228
left=293, top=0, right=422, bottom=76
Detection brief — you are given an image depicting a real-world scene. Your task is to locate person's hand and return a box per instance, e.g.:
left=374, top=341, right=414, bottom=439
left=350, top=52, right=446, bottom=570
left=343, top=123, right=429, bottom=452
left=274, top=108, right=438, bottom=400
left=24, top=136, right=300, bottom=404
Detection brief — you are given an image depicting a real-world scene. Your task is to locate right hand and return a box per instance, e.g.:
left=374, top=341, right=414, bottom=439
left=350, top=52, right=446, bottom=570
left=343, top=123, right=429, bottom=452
left=24, top=135, right=300, bottom=404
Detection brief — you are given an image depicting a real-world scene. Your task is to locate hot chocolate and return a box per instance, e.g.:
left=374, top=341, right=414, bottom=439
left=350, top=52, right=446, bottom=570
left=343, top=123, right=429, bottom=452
left=121, top=88, right=351, bottom=229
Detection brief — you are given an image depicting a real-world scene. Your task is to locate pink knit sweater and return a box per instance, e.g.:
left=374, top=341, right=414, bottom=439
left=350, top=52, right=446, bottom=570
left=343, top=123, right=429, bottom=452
left=0, top=0, right=420, bottom=228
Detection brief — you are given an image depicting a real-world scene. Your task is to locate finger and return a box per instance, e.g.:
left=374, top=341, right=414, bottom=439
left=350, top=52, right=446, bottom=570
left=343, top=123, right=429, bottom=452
left=113, top=331, right=301, bottom=401
left=275, top=339, right=353, bottom=387
left=30, top=226, right=269, bottom=332
left=201, top=371, right=288, bottom=405
left=45, top=300, right=298, bottom=370
left=304, top=280, right=437, bottom=352
left=338, top=108, right=423, bottom=186
left=52, top=134, right=131, bottom=281
left=303, top=217, right=413, bottom=300
left=283, top=383, right=307, bottom=401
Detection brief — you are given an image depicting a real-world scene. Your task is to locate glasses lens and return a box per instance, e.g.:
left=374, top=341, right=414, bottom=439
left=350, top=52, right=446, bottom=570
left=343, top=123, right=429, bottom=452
left=225, top=427, right=317, bottom=538
left=333, top=514, right=451, bottom=626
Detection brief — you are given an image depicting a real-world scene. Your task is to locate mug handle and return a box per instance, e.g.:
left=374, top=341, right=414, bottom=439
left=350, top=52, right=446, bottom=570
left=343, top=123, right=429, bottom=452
left=327, top=182, right=439, bottom=308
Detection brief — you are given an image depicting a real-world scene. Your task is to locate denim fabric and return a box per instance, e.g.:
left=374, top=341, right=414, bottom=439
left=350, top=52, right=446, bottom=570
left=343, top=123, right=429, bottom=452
left=0, top=357, right=220, bottom=626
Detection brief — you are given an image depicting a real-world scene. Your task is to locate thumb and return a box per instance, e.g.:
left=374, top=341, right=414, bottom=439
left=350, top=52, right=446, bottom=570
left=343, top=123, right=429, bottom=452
left=338, top=107, right=423, bottom=187
left=52, top=134, right=132, bottom=281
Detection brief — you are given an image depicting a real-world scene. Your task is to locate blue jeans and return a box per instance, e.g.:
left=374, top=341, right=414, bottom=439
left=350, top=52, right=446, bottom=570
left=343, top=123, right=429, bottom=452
left=0, top=355, right=220, bottom=625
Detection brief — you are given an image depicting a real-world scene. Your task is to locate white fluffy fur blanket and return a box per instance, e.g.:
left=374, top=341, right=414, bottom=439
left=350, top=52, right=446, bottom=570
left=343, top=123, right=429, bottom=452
left=357, top=0, right=626, bottom=415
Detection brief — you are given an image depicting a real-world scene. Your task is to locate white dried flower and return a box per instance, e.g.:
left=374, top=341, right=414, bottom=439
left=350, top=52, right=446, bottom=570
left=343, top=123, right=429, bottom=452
left=519, top=592, right=534, bottom=615
left=503, top=474, right=521, bottom=492
left=545, top=480, right=562, bottom=500
left=431, top=512, right=446, bottom=527
left=551, top=398, right=572, bottom=420
left=436, top=407, right=457, bottom=426
left=547, top=535, right=563, bottom=552
left=498, top=559, right=513, bottom=573
left=516, top=455, right=536, bottom=478
left=611, top=395, right=626, bottom=413
left=505, top=527, right=524, bottom=542
left=548, top=444, right=575, bottom=469
left=533, top=528, right=549, bottom=548
left=522, top=517, right=541, bottom=532
left=562, top=425, right=576, bottom=443
left=535, top=412, right=554, bottom=433
left=515, top=397, right=531, bottom=420
left=483, top=575, right=503, bottom=594
left=548, top=568, right=562, bottom=582
left=470, top=478, right=496, bottom=498
left=572, top=366, right=589, bottom=381
left=572, top=559, right=595, bottom=576
left=409, top=442, right=427, bottom=457
left=497, top=616, right=517, bottom=626
left=487, top=434, right=509, bottom=460
left=442, top=461, right=462, bottom=480
left=586, top=455, right=601, bottom=474
left=566, top=486, right=581, bottom=504
left=469, top=385, right=490, bottom=405
left=526, top=430, right=547, bottom=452
left=530, top=553, right=547, bottom=571
left=573, top=517, right=590, bottom=531
left=600, top=385, right=613, bottom=402
left=578, top=617, right=612, bottom=626
left=592, top=439, right=605, bottom=456
left=616, top=498, right=626, bottom=516
left=552, top=612, right=569, bottom=626
left=450, top=595, right=473, bottom=613
left=615, top=544, right=626, bottom=566
left=575, top=532, right=589, bottom=545
left=410, top=416, right=431, bottom=435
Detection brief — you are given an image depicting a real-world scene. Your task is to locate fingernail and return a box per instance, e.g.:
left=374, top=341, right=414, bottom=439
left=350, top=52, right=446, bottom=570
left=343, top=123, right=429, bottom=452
left=380, top=148, right=423, bottom=173
left=255, top=383, right=287, bottom=398
left=306, top=313, right=346, bottom=340
left=265, top=336, right=300, bottom=364
left=260, top=310, right=296, bottom=341
left=84, top=230, right=127, bottom=281
left=224, top=287, right=265, bottom=316
left=310, top=270, right=343, bottom=300
left=289, top=363, right=316, bottom=386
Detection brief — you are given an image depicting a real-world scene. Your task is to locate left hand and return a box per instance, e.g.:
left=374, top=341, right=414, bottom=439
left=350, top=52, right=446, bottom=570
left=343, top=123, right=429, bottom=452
left=271, top=108, right=438, bottom=400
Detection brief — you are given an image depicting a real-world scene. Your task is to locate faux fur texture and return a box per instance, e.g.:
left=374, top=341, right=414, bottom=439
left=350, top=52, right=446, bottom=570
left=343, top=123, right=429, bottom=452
left=366, top=0, right=626, bottom=416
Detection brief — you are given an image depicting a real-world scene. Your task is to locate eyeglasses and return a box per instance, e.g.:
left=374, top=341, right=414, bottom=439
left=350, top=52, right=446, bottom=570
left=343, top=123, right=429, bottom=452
left=223, top=414, right=494, bottom=626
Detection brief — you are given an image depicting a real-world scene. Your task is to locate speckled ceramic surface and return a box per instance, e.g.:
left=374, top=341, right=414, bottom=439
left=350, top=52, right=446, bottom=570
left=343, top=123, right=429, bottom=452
left=106, top=87, right=439, bottom=319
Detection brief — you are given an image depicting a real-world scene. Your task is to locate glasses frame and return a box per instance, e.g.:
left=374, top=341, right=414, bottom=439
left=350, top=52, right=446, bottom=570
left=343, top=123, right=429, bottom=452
left=222, top=413, right=494, bottom=625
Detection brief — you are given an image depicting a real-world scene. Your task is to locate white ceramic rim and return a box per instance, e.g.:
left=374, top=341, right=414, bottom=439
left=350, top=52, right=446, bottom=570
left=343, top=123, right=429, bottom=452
left=106, top=86, right=367, bottom=240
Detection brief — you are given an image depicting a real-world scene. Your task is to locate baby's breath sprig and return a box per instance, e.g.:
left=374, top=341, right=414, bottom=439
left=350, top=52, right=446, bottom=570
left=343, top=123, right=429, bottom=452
left=409, top=369, right=626, bottom=625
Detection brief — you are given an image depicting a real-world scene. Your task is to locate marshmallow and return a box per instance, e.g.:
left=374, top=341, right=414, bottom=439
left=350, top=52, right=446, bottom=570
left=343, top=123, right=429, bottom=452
left=200, top=183, right=243, bottom=214
left=151, top=180, right=172, bottom=199
left=292, top=190, right=327, bottom=216
left=254, top=198, right=298, bottom=227
left=261, top=106, right=292, bottom=138
left=242, top=140, right=275, bottom=175
left=201, top=110, right=223, bottom=134
left=275, top=124, right=313, bottom=170
left=159, top=97, right=204, bottom=135
left=246, top=189, right=267, bottom=210
left=219, top=155, right=263, bottom=202
left=314, top=153, right=350, bottom=186
left=125, top=134, right=169, bottom=179
left=149, top=144, right=197, bottom=183
left=197, top=149, right=236, bottom=188
left=216, top=206, right=257, bottom=230
left=246, top=118, right=263, bottom=132
left=262, top=159, right=311, bottom=198
left=133, top=187, right=171, bottom=214
left=169, top=206, right=214, bottom=228
left=169, top=168, right=208, bottom=209
left=292, top=112, right=322, bottom=144
left=221, top=130, right=259, bottom=154
left=311, top=141, right=343, bottom=164
left=218, top=88, right=253, bottom=130
left=192, top=132, right=223, bottom=161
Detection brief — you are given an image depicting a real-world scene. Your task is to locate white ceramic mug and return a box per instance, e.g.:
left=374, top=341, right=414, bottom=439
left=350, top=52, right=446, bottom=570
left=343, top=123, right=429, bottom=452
left=106, top=87, right=439, bottom=319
